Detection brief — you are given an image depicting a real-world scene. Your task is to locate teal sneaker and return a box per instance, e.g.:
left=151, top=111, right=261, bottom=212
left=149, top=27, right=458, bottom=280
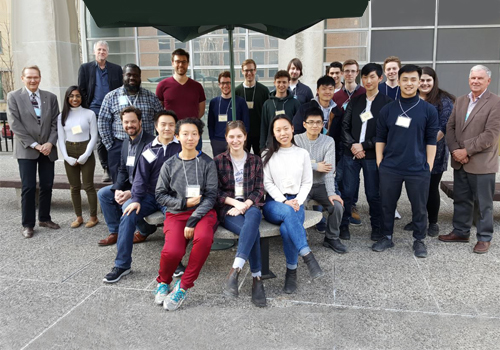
left=164, top=280, right=187, bottom=311
left=154, top=282, right=170, bottom=305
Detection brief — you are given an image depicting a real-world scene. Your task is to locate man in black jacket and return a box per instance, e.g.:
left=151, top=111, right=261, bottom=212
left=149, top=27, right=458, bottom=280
left=340, top=63, right=393, bottom=241
left=78, top=40, right=123, bottom=181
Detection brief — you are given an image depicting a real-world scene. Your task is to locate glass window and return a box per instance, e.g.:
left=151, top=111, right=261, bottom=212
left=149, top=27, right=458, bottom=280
left=85, top=10, right=134, bottom=38
left=372, top=0, right=435, bottom=27
left=437, top=28, right=500, bottom=61
left=325, top=48, right=367, bottom=64
left=439, top=0, right=500, bottom=25
left=436, top=63, right=499, bottom=96
left=325, top=32, right=367, bottom=48
left=325, top=8, right=369, bottom=29
left=371, top=30, right=434, bottom=62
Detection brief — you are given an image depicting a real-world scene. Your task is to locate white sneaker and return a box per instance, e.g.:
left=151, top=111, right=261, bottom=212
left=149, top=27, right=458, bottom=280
left=394, top=209, right=401, bottom=220
left=154, top=283, right=170, bottom=305
left=163, top=280, right=187, bottom=311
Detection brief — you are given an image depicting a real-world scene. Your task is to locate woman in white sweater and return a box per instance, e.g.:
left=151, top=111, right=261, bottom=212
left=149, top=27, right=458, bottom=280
left=57, top=86, right=98, bottom=228
left=261, top=115, right=323, bottom=294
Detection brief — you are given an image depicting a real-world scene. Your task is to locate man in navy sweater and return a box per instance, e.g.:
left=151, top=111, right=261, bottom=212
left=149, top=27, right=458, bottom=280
left=375, top=65, right=439, bottom=258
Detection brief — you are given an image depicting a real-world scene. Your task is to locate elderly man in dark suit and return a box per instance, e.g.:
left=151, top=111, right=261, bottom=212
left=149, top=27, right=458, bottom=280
left=78, top=40, right=123, bottom=182
left=440, top=65, right=500, bottom=254
left=7, top=65, right=60, bottom=238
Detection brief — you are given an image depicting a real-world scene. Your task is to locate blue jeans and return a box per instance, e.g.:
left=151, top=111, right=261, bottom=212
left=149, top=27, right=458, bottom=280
left=341, top=156, right=381, bottom=230
left=222, top=206, right=262, bottom=273
left=262, top=194, right=310, bottom=269
left=336, top=155, right=359, bottom=207
left=115, top=192, right=165, bottom=269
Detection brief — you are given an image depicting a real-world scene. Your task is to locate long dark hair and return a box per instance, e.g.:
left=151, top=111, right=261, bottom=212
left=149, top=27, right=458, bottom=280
left=421, top=67, right=456, bottom=108
left=61, top=86, right=88, bottom=127
left=262, top=115, right=295, bottom=167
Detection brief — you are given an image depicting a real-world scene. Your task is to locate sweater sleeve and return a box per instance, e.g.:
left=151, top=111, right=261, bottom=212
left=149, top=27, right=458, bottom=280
left=155, top=163, right=187, bottom=210
left=247, top=156, right=265, bottom=205
left=425, top=105, right=439, bottom=146
left=296, top=150, right=313, bottom=205
left=263, top=154, right=287, bottom=203
left=57, top=114, right=72, bottom=164
left=186, top=159, right=218, bottom=228
left=131, top=148, right=152, bottom=203
left=324, top=139, right=337, bottom=197
left=376, top=105, right=389, bottom=143
left=77, top=110, right=98, bottom=165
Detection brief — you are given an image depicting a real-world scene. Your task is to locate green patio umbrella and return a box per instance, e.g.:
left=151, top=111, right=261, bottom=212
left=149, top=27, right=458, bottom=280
left=83, top=0, right=369, bottom=121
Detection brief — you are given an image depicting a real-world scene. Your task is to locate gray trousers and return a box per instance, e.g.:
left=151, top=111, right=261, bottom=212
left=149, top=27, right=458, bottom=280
left=452, top=168, right=495, bottom=242
left=307, top=183, right=344, bottom=240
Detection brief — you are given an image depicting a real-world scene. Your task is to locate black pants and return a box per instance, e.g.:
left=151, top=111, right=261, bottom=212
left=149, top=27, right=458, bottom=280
left=107, top=139, right=123, bottom=184
left=379, top=166, right=431, bottom=240
left=18, top=155, right=55, bottom=228
left=91, top=108, right=108, bottom=171
left=245, top=135, right=261, bottom=156
left=427, top=173, right=443, bottom=224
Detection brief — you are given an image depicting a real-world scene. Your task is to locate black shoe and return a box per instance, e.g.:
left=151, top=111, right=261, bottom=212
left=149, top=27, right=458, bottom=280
left=283, top=268, right=297, bottom=294
left=173, top=262, right=185, bottom=278
left=302, top=252, right=324, bottom=279
left=323, top=237, right=347, bottom=254
left=251, top=276, right=267, bottom=307
left=403, top=222, right=415, bottom=231
left=413, top=240, right=428, bottom=258
left=103, top=267, right=131, bottom=283
left=102, top=169, right=112, bottom=183
left=372, top=237, right=394, bottom=252
left=339, top=225, right=350, bottom=240
left=427, top=223, right=439, bottom=237
left=223, top=267, right=240, bottom=297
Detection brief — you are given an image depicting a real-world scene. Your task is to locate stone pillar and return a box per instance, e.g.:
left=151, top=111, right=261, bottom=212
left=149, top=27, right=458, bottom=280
left=278, top=22, right=325, bottom=94
left=11, top=0, right=80, bottom=107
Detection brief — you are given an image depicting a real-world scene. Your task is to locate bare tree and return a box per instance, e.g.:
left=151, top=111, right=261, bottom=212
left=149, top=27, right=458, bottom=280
left=0, top=22, right=14, bottom=96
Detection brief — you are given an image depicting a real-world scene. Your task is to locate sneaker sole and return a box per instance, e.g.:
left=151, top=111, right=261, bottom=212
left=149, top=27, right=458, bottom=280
left=414, top=252, right=428, bottom=258
left=323, top=241, right=347, bottom=254
left=349, top=221, right=362, bottom=226
left=164, top=298, right=185, bottom=311
left=102, top=269, right=131, bottom=283
left=173, top=271, right=185, bottom=278
left=311, top=271, right=325, bottom=280
left=372, top=243, right=395, bottom=252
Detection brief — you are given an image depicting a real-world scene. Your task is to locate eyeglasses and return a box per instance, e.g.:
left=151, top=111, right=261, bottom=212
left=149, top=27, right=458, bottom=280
left=243, top=69, right=256, bottom=73
left=219, top=82, right=231, bottom=86
left=174, top=60, right=188, bottom=65
left=304, top=121, right=323, bottom=126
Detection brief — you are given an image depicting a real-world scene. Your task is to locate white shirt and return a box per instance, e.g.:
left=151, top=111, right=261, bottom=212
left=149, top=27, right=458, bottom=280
left=359, top=99, right=373, bottom=143
left=466, top=90, right=487, bottom=120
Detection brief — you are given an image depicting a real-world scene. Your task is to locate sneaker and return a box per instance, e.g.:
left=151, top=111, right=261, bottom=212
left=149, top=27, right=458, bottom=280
left=154, top=282, right=170, bottom=305
left=173, top=262, right=186, bottom=278
left=164, top=280, right=187, bottom=311
left=413, top=240, right=428, bottom=258
left=427, top=223, right=439, bottom=237
left=403, top=222, right=415, bottom=231
left=394, top=209, right=402, bottom=220
left=339, top=225, right=350, bottom=240
left=323, top=237, right=347, bottom=254
left=350, top=206, right=362, bottom=225
left=103, top=267, right=131, bottom=283
left=372, top=237, right=394, bottom=252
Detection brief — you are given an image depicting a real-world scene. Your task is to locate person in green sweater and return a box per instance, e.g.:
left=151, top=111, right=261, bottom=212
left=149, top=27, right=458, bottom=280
left=260, top=70, right=301, bottom=150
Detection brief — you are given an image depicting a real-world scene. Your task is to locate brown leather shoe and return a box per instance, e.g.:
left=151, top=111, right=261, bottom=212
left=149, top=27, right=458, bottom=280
left=98, top=233, right=118, bottom=246
left=473, top=241, right=491, bottom=254
left=438, top=232, right=469, bottom=243
left=39, top=221, right=61, bottom=229
left=22, top=227, right=34, bottom=238
left=133, top=231, right=148, bottom=244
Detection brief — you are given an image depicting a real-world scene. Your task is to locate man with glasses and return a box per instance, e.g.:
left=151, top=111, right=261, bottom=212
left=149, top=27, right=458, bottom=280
left=326, top=61, right=344, bottom=93
left=235, top=59, right=270, bottom=155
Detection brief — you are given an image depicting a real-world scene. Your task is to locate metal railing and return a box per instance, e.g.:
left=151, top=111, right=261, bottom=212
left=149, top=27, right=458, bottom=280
left=0, top=112, right=14, bottom=152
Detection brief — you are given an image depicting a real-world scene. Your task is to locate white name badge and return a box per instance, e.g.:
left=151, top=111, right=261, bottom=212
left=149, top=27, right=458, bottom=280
left=186, top=185, right=201, bottom=198
left=71, top=125, right=83, bottom=135
left=142, top=149, right=157, bottom=163
left=276, top=110, right=285, bottom=116
left=126, top=156, right=135, bottom=166
left=34, top=107, right=42, bottom=117
left=246, top=101, right=254, bottom=109
left=235, top=186, right=244, bottom=196
left=119, top=96, right=129, bottom=106
left=311, top=159, right=316, bottom=164
left=396, top=116, right=411, bottom=128
left=342, top=101, right=349, bottom=110
left=218, top=114, right=228, bottom=122
left=360, top=111, right=374, bottom=123
left=282, top=177, right=293, bottom=188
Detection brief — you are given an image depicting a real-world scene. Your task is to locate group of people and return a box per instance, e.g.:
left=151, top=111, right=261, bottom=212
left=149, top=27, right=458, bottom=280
left=6, top=39, right=500, bottom=311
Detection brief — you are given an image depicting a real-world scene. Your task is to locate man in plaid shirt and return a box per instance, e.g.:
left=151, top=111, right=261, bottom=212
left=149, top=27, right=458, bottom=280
left=98, top=63, right=163, bottom=183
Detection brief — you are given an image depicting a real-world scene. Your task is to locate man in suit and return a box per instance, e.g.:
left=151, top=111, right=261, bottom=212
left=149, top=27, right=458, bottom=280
left=439, top=65, right=500, bottom=254
left=7, top=66, right=60, bottom=238
left=78, top=41, right=123, bottom=182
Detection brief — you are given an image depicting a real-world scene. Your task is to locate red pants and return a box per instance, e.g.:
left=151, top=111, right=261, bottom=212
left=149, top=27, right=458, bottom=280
left=157, top=209, right=217, bottom=289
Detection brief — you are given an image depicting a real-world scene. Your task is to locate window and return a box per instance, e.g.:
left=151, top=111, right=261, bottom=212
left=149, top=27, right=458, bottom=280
left=371, top=30, right=434, bottom=62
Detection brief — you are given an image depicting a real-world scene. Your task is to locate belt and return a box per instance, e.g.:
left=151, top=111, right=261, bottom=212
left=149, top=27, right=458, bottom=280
left=66, top=140, right=89, bottom=145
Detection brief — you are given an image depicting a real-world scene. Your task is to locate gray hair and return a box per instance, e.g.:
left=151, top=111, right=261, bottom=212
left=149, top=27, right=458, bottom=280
left=93, top=40, right=109, bottom=52
left=470, top=65, right=491, bottom=78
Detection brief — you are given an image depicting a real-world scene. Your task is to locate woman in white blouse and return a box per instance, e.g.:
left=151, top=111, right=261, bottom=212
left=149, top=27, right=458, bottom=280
left=261, top=115, right=324, bottom=294
left=57, top=86, right=98, bottom=228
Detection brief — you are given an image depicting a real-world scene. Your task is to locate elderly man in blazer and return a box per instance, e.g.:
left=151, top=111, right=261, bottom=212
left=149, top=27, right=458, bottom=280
left=7, top=66, right=60, bottom=238
left=440, top=65, right=500, bottom=254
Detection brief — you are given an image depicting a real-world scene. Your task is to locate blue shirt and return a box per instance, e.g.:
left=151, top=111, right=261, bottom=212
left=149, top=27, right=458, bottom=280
left=378, top=82, right=400, bottom=101
left=90, top=63, right=110, bottom=111
left=207, top=95, right=250, bottom=141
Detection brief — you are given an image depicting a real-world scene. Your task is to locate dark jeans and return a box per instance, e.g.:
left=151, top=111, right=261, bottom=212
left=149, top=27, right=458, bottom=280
left=341, top=156, right=381, bottom=231
left=336, top=156, right=359, bottom=208
left=245, top=135, right=261, bottom=156
left=107, top=138, right=123, bottom=184
left=379, top=166, right=430, bottom=240
left=427, top=173, right=443, bottom=224
left=18, top=155, right=55, bottom=227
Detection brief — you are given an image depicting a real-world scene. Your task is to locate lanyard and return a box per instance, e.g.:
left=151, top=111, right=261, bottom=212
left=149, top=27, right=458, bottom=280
left=398, top=98, right=420, bottom=118
left=126, top=92, right=139, bottom=107
left=218, top=96, right=232, bottom=116
left=386, top=84, right=399, bottom=99
left=244, top=85, right=256, bottom=103
left=181, top=156, right=199, bottom=187
left=272, top=98, right=288, bottom=112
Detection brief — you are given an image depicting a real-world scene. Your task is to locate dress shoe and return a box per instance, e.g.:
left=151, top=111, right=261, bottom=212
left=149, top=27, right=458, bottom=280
left=133, top=231, right=148, bottom=244
left=22, top=227, right=34, bottom=238
left=39, top=221, right=60, bottom=229
left=98, top=233, right=118, bottom=246
left=473, top=241, right=491, bottom=254
left=251, top=276, right=267, bottom=307
left=85, top=219, right=99, bottom=228
left=283, top=268, right=297, bottom=294
left=438, top=232, right=469, bottom=243
left=70, top=219, right=83, bottom=228
left=223, top=267, right=240, bottom=297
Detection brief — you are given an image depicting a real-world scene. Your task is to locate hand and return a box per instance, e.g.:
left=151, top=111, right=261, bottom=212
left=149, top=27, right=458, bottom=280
left=351, top=143, right=364, bottom=155
left=244, top=199, right=253, bottom=210
left=39, top=142, right=53, bottom=156
left=123, top=202, right=140, bottom=216
left=354, top=150, right=366, bottom=159
left=452, top=148, right=468, bottom=162
left=77, top=155, right=88, bottom=165
left=329, top=194, right=344, bottom=207
left=184, top=226, right=195, bottom=239
left=316, top=161, right=333, bottom=173
left=284, top=199, right=300, bottom=212
left=65, top=157, right=77, bottom=166
left=115, top=190, right=131, bottom=205
left=114, top=190, right=124, bottom=203
left=460, top=156, right=469, bottom=164
left=186, top=195, right=202, bottom=208
left=233, top=201, right=248, bottom=214
left=227, top=208, right=242, bottom=216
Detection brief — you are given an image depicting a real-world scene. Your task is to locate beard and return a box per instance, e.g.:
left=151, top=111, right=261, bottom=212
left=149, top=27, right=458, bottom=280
left=124, top=83, right=140, bottom=93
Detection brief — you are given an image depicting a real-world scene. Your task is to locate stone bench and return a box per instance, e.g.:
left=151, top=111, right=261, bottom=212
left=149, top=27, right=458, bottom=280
left=145, top=209, right=323, bottom=279
left=440, top=181, right=500, bottom=201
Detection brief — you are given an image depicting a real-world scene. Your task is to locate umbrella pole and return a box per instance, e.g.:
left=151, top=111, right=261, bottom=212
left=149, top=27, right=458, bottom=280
left=227, top=25, right=236, bottom=121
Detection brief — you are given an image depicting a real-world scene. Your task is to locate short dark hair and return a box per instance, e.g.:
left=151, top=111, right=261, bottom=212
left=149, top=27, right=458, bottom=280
left=274, top=70, right=290, bottom=81
left=154, top=110, right=178, bottom=125
left=123, top=63, right=141, bottom=74
left=316, top=75, right=335, bottom=89
left=398, top=64, right=422, bottom=79
left=218, top=71, right=231, bottom=83
left=287, top=58, right=303, bottom=77
left=304, top=107, right=324, bottom=122
left=175, top=117, right=204, bottom=136
left=120, top=106, right=142, bottom=121
left=326, top=61, right=343, bottom=74
left=172, top=48, right=190, bottom=62
left=361, top=63, right=383, bottom=78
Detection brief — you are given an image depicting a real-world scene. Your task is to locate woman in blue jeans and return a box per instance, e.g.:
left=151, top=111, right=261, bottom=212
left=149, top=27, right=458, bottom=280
left=214, top=121, right=266, bottom=307
left=261, top=115, right=324, bottom=294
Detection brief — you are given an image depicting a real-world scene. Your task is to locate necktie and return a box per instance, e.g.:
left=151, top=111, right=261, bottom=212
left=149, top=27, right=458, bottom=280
left=31, top=93, right=40, bottom=124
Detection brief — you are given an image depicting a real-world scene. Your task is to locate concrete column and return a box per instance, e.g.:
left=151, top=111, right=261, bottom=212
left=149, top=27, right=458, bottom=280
left=278, top=22, right=325, bottom=93
left=11, top=0, right=80, bottom=107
